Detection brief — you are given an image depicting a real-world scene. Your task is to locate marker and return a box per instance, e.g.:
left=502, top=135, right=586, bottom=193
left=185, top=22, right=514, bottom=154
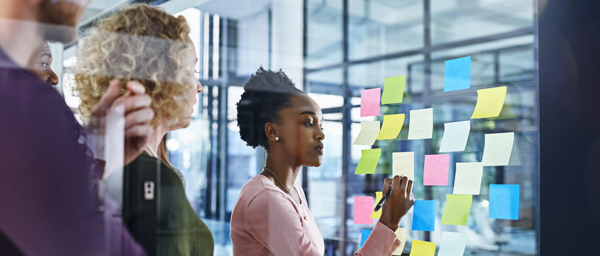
left=373, top=175, right=403, bottom=212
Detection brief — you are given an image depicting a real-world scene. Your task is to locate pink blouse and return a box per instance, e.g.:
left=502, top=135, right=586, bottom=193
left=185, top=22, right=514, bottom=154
left=230, top=175, right=401, bottom=256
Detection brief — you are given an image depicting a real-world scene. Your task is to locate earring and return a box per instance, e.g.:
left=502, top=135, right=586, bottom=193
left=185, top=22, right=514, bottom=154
left=275, top=137, right=279, bottom=141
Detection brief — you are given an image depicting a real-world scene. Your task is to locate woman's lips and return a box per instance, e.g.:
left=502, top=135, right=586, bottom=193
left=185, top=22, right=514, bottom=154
left=314, top=144, right=324, bottom=155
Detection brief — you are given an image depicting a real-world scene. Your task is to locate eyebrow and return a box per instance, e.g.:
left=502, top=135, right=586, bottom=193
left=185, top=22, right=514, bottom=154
left=299, top=111, right=316, bottom=116
left=41, top=53, right=52, bottom=58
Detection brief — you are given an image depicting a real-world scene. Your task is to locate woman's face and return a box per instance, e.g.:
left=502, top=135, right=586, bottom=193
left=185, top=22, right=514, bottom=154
left=275, top=94, right=326, bottom=167
left=174, top=44, right=202, bottom=130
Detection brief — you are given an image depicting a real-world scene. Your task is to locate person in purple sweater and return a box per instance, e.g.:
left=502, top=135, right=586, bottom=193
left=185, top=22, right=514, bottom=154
left=0, top=0, right=154, bottom=255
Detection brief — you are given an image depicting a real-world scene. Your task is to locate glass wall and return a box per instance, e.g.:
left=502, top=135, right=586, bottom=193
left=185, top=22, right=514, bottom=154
left=55, top=0, right=538, bottom=255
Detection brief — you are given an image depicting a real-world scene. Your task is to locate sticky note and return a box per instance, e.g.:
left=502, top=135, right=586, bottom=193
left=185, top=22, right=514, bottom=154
left=370, top=192, right=382, bottom=219
left=438, top=231, right=468, bottom=256
left=382, top=75, right=405, bottom=104
left=481, top=132, right=514, bottom=166
left=423, top=154, right=449, bottom=186
left=392, top=152, right=414, bottom=181
left=409, top=240, right=436, bottom=256
left=359, top=229, right=372, bottom=248
left=361, top=88, right=381, bottom=117
left=444, top=56, right=471, bottom=92
left=354, top=121, right=380, bottom=145
left=489, top=184, right=520, bottom=220
left=441, top=194, right=472, bottom=226
left=439, top=121, right=471, bottom=153
left=376, top=114, right=405, bottom=140
left=355, top=148, right=381, bottom=174
left=453, top=163, right=483, bottom=195
left=354, top=196, right=374, bottom=224
left=471, top=86, right=507, bottom=119
left=408, top=108, right=433, bottom=140
left=412, top=200, right=437, bottom=231
left=392, top=228, right=408, bottom=255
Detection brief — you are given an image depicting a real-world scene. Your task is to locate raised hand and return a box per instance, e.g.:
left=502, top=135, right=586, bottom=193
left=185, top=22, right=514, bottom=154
left=378, top=176, right=415, bottom=231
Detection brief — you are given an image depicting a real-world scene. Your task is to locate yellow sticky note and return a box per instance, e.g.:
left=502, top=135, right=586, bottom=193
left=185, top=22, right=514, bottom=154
left=471, top=86, right=507, bottom=119
left=376, top=114, right=405, bottom=140
left=355, top=148, right=381, bottom=174
left=392, top=152, right=415, bottom=181
left=382, top=75, right=405, bottom=105
left=392, top=228, right=408, bottom=255
left=370, top=192, right=382, bottom=219
left=409, top=240, right=436, bottom=256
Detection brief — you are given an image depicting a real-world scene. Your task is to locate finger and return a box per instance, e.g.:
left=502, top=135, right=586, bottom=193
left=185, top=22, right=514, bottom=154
left=91, top=79, right=122, bottom=116
left=126, top=80, right=146, bottom=95
left=125, top=108, right=154, bottom=129
left=407, top=179, right=414, bottom=194
left=392, top=175, right=401, bottom=190
left=125, top=124, right=153, bottom=138
left=382, top=178, right=392, bottom=194
left=400, top=176, right=409, bottom=193
left=118, top=94, right=152, bottom=114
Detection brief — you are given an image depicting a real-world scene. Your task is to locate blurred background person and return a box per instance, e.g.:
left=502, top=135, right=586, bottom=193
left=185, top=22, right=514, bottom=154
left=27, top=41, right=59, bottom=86
left=74, top=4, right=212, bottom=256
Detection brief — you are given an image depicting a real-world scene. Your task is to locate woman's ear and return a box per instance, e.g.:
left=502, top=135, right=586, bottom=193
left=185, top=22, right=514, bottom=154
left=264, top=122, right=279, bottom=142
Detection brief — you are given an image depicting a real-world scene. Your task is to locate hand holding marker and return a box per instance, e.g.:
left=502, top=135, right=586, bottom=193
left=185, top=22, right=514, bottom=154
left=374, top=175, right=403, bottom=212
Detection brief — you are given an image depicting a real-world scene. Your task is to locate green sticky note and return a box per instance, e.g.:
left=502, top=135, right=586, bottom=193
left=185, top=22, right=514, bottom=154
left=355, top=148, right=381, bottom=174
left=376, top=114, right=405, bottom=140
left=441, top=194, right=472, bottom=226
left=382, top=75, right=405, bottom=105
left=409, top=240, right=436, bottom=256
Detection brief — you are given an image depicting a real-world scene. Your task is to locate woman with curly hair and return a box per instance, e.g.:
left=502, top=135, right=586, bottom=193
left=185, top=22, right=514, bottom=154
left=73, top=4, right=212, bottom=256
left=231, top=67, right=415, bottom=255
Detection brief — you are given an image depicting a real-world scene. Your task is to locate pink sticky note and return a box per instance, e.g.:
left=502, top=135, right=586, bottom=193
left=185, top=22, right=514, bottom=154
left=361, top=88, right=381, bottom=117
left=423, top=154, right=450, bottom=185
left=354, top=196, right=374, bottom=224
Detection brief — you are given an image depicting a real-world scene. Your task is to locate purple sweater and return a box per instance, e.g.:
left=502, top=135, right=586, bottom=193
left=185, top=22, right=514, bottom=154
left=0, top=47, right=146, bottom=256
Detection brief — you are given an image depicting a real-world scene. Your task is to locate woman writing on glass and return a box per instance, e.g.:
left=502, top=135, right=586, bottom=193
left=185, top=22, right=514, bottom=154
left=231, top=68, right=415, bottom=255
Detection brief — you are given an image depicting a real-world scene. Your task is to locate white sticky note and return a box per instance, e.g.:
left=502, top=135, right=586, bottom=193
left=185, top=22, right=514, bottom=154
left=354, top=121, right=380, bottom=145
left=438, top=231, right=468, bottom=256
left=392, top=228, right=408, bottom=255
left=453, top=163, right=483, bottom=195
left=104, top=105, right=125, bottom=180
left=439, top=121, right=471, bottom=152
left=392, top=152, right=414, bottom=181
left=408, top=108, right=433, bottom=140
left=482, top=132, right=514, bottom=166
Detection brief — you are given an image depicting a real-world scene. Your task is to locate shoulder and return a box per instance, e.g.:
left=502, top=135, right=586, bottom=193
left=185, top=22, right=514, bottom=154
left=237, top=176, right=291, bottom=209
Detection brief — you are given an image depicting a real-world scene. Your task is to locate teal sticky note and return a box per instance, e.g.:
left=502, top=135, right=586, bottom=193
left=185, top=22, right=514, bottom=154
left=438, top=231, right=468, bottom=256
left=489, top=184, right=520, bottom=220
left=412, top=200, right=437, bottom=231
left=444, top=56, right=471, bottom=92
left=359, top=229, right=372, bottom=248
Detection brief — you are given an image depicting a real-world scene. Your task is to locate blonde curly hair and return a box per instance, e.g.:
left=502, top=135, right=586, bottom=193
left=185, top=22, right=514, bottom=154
left=74, top=3, right=194, bottom=128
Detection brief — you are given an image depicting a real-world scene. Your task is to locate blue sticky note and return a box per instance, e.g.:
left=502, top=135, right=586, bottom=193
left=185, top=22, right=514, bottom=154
left=489, top=184, right=520, bottom=220
left=412, top=200, right=437, bottom=231
left=359, top=229, right=372, bottom=248
left=444, top=56, right=471, bottom=92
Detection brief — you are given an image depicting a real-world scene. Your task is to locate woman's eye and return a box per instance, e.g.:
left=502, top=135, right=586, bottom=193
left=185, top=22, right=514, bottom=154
left=305, top=123, right=313, bottom=127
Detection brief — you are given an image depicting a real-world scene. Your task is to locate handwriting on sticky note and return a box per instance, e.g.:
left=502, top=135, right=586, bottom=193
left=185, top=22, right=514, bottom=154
left=355, top=148, right=381, bottom=174
left=423, top=154, right=450, bottom=186
left=382, top=75, right=405, bottom=105
left=359, top=229, right=372, bottom=248
left=376, top=114, right=405, bottom=140
left=482, top=132, right=514, bottom=166
left=439, top=121, right=471, bottom=153
left=408, top=108, right=433, bottom=140
left=438, top=231, right=468, bottom=256
left=392, top=228, right=408, bottom=255
left=471, top=86, right=507, bottom=119
left=441, top=194, right=472, bottom=226
left=361, top=88, right=381, bottom=117
left=453, top=163, right=483, bottom=195
left=444, top=56, right=471, bottom=92
left=354, top=196, right=374, bottom=224
left=409, top=240, right=436, bottom=256
left=370, top=192, right=382, bottom=219
left=489, top=184, right=520, bottom=220
left=392, top=152, right=414, bottom=181
left=412, top=200, right=437, bottom=231
left=354, top=121, right=380, bottom=145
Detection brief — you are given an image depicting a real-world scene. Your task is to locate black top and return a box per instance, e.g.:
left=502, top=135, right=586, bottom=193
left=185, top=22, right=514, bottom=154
left=123, top=152, right=214, bottom=256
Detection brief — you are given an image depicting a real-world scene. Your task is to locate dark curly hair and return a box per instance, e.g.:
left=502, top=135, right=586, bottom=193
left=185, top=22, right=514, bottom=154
left=236, top=67, right=304, bottom=150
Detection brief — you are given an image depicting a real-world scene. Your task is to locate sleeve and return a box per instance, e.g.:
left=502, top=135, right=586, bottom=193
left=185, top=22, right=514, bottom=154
left=355, top=222, right=401, bottom=256
left=246, top=190, right=323, bottom=256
